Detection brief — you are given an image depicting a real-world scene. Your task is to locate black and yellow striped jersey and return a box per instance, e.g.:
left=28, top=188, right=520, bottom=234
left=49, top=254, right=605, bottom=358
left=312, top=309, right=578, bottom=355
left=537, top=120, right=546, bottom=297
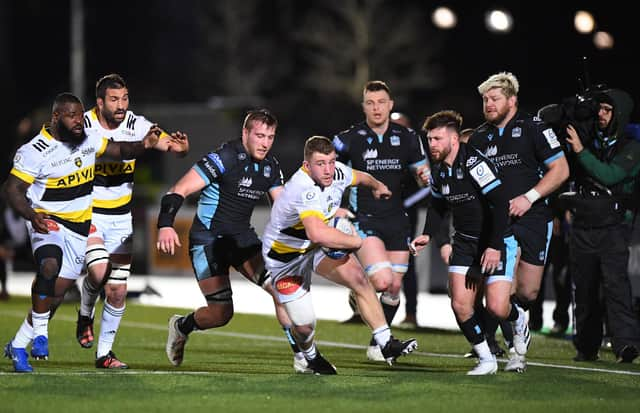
left=10, top=125, right=108, bottom=235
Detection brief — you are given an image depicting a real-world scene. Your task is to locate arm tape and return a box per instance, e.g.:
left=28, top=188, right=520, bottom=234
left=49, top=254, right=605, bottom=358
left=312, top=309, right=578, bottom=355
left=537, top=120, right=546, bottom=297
left=524, top=188, right=541, bottom=204
left=157, top=193, right=185, bottom=228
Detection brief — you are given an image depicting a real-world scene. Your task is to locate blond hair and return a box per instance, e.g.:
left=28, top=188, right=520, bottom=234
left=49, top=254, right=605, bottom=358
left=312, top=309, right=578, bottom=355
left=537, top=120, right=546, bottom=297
left=478, top=72, right=519, bottom=98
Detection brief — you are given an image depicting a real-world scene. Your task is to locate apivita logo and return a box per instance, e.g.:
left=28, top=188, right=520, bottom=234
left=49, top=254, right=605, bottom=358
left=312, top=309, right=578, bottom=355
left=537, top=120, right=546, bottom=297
left=362, top=148, right=378, bottom=160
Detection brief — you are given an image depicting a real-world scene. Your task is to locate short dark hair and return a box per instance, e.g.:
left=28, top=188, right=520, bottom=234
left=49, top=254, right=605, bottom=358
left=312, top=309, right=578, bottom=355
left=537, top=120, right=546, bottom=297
left=304, top=136, right=334, bottom=160
left=422, top=110, right=463, bottom=134
left=242, top=108, right=278, bottom=131
left=96, top=73, right=127, bottom=100
left=363, top=80, right=391, bottom=99
left=52, top=92, right=82, bottom=113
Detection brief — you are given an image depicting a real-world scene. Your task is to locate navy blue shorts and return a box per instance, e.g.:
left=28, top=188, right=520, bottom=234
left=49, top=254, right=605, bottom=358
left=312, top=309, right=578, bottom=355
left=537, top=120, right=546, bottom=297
left=189, top=231, right=261, bottom=281
left=353, top=211, right=412, bottom=251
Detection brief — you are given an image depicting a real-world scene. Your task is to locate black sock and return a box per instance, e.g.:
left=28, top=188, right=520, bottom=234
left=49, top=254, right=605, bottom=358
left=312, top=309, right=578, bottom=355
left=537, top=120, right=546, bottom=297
left=178, top=312, right=198, bottom=335
left=458, top=314, right=484, bottom=345
left=500, top=319, right=514, bottom=348
left=480, top=305, right=499, bottom=343
left=380, top=298, right=400, bottom=326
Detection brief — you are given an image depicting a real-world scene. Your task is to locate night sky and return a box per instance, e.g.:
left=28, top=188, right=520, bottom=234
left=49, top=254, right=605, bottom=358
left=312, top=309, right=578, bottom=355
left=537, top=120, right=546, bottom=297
left=3, top=1, right=638, bottom=175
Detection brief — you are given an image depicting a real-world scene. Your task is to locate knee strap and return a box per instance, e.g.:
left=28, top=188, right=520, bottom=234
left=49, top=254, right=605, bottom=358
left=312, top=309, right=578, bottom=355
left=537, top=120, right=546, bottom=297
left=32, top=245, right=63, bottom=296
left=204, top=287, right=233, bottom=304
left=364, top=261, right=392, bottom=278
left=106, top=264, right=131, bottom=285
left=391, top=263, right=408, bottom=274
left=86, top=243, right=110, bottom=269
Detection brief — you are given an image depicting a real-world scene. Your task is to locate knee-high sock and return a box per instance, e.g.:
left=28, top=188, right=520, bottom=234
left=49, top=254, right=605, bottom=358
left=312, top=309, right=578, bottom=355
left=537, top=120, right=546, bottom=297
left=12, top=316, right=34, bottom=348
left=80, top=276, right=101, bottom=318
left=31, top=310, right=50, bottom=338
left=96, top=301, right=125, bottom=358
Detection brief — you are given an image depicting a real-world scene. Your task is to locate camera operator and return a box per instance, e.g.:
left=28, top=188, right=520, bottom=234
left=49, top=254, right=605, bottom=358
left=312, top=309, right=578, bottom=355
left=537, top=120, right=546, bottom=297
left=565, top=88, right=640, bottom=363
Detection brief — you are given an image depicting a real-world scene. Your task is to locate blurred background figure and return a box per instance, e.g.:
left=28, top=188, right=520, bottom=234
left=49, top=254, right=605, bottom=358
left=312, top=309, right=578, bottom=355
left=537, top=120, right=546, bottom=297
left=394, top=112, right=429, bottom=329
left=528, top=194, right=572, bottom=337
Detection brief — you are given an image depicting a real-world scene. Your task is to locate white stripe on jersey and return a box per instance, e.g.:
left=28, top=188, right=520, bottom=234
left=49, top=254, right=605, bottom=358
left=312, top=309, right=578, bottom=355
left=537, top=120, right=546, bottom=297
left=262, top=162, right=354, bottom=258
left=10, top=125, right=107, bottom=223
left=83, top=108, right=153, bottom=211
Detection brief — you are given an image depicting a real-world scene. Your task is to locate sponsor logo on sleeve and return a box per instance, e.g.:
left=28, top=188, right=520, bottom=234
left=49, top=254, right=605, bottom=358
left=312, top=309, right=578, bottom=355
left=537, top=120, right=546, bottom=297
left=207, top=153, right=225, bottom=173
left=542, top=128, right=560, bottom=149
left=469, top=161, right=496, bottom=186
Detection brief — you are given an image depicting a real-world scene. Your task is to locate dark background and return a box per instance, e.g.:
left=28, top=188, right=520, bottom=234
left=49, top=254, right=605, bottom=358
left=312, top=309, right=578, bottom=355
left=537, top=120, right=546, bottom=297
left=2, top=0, right=638, bottom=178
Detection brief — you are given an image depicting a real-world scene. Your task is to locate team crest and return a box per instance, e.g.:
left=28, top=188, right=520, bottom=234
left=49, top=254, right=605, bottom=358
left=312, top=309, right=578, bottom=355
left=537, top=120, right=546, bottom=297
left=264, top=165, right=271, bottom=178
left=487, top=133, right=494, bottom=142
left=363, top=148, right=378, bottom=160
left=238, top=153, right=247, bottom=161
left=74, top=157, right=82, bottom=167
left=239, top=177, right=252, bottom=187
left=456, top=168, right=464, bottom=179
left=390, top=135, right=400, bottom=146
left=512, top=127, right=522, bottom=138
left=367, top=137, right=373, bottom=145
left=485, top=145, right=498, bottom=157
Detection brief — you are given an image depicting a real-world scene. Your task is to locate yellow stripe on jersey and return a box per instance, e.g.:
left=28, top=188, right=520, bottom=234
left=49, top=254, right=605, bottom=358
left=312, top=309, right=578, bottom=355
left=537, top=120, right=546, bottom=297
left=40, top=126, right=54, bottom=140
left=299, top=210, right=325, bottom=221
left=95, top=160, right=136, bottom=176
left=10, top=168, right=35, bottom=184
left=34, top=207, right=92, bottom=223
left=45, top=165, right=95, bottom=188
left=270, top=240, right=308, bottom=255
left=92, top=193, right=132, bottom=209
left=96, top=137, right=108, bottom=157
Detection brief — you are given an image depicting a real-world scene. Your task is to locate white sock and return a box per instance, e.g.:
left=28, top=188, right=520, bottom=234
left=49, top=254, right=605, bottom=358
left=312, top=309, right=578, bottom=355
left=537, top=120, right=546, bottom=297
left=80, top=277, right=100, bottom=318
left=372, top=325, right=392, bottom=348
left=12, top=316, right=34, bottom=348
left=473, top=340, right=494, bottom=362
left=96, top=301, right=125, bottom=358
left=31, top=310, right=50, bottom=338
left=303, top=343, right=317, bottom=360
left=294, top=352, right=306, bottom=361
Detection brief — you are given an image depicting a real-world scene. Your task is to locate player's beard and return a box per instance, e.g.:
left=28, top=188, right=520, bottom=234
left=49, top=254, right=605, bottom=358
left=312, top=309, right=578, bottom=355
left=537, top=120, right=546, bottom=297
left=58, top=122, right=87, bottom=145
left=102, top=107, right=126, bottom=128
left=430, top=145, right=450, bottom=163
left=485, top=107, right=508, bottom=126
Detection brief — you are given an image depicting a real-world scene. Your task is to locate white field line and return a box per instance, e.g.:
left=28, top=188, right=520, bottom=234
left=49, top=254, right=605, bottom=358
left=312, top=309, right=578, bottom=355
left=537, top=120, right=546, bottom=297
left=1, top=310, right=639, bottom=377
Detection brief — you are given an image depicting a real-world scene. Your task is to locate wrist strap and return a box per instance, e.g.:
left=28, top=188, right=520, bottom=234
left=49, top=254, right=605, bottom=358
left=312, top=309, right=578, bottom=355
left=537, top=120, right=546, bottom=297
left=524, top=188, right=541, bottom=204
left=157, top=193, right=184, bottom=228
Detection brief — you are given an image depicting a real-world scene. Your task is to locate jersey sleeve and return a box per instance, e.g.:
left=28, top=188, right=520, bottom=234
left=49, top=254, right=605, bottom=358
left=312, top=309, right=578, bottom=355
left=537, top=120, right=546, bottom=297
left=423, top=170, right=447, bottom=237
left=531, top=119, right=565, bottom=166
left=10, top=145, right=41, bottom=184
left=269, top=156, right=285, bottom=189
left=132, top=114, right=158, bottom=141
left=407, top=129, right=429, bottom=169
left=334, top=161, right=355, bottom=191
left=467, top=149, right=510, bottom=249
left=295, top=187, right=325, bottom=221
left=332, top=131, right=351, bottom=164
left=193, top=146, right=233, bottom=186
left=466, top=149, right=502, bottom=195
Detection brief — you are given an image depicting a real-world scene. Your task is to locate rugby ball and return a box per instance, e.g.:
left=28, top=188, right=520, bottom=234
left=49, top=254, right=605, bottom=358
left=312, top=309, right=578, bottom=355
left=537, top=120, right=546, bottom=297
left=321, top=216, right=354, bottom=260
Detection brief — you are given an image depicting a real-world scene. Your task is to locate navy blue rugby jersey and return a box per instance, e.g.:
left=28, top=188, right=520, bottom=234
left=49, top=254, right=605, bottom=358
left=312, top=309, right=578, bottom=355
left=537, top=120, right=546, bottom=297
left=332, top=121, right=428, bottom=216
left=189, top=139, right=283, bottom=244
left=425, top=142, right=510, bottom=250
left=469, top=111, right=565, bottom=208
